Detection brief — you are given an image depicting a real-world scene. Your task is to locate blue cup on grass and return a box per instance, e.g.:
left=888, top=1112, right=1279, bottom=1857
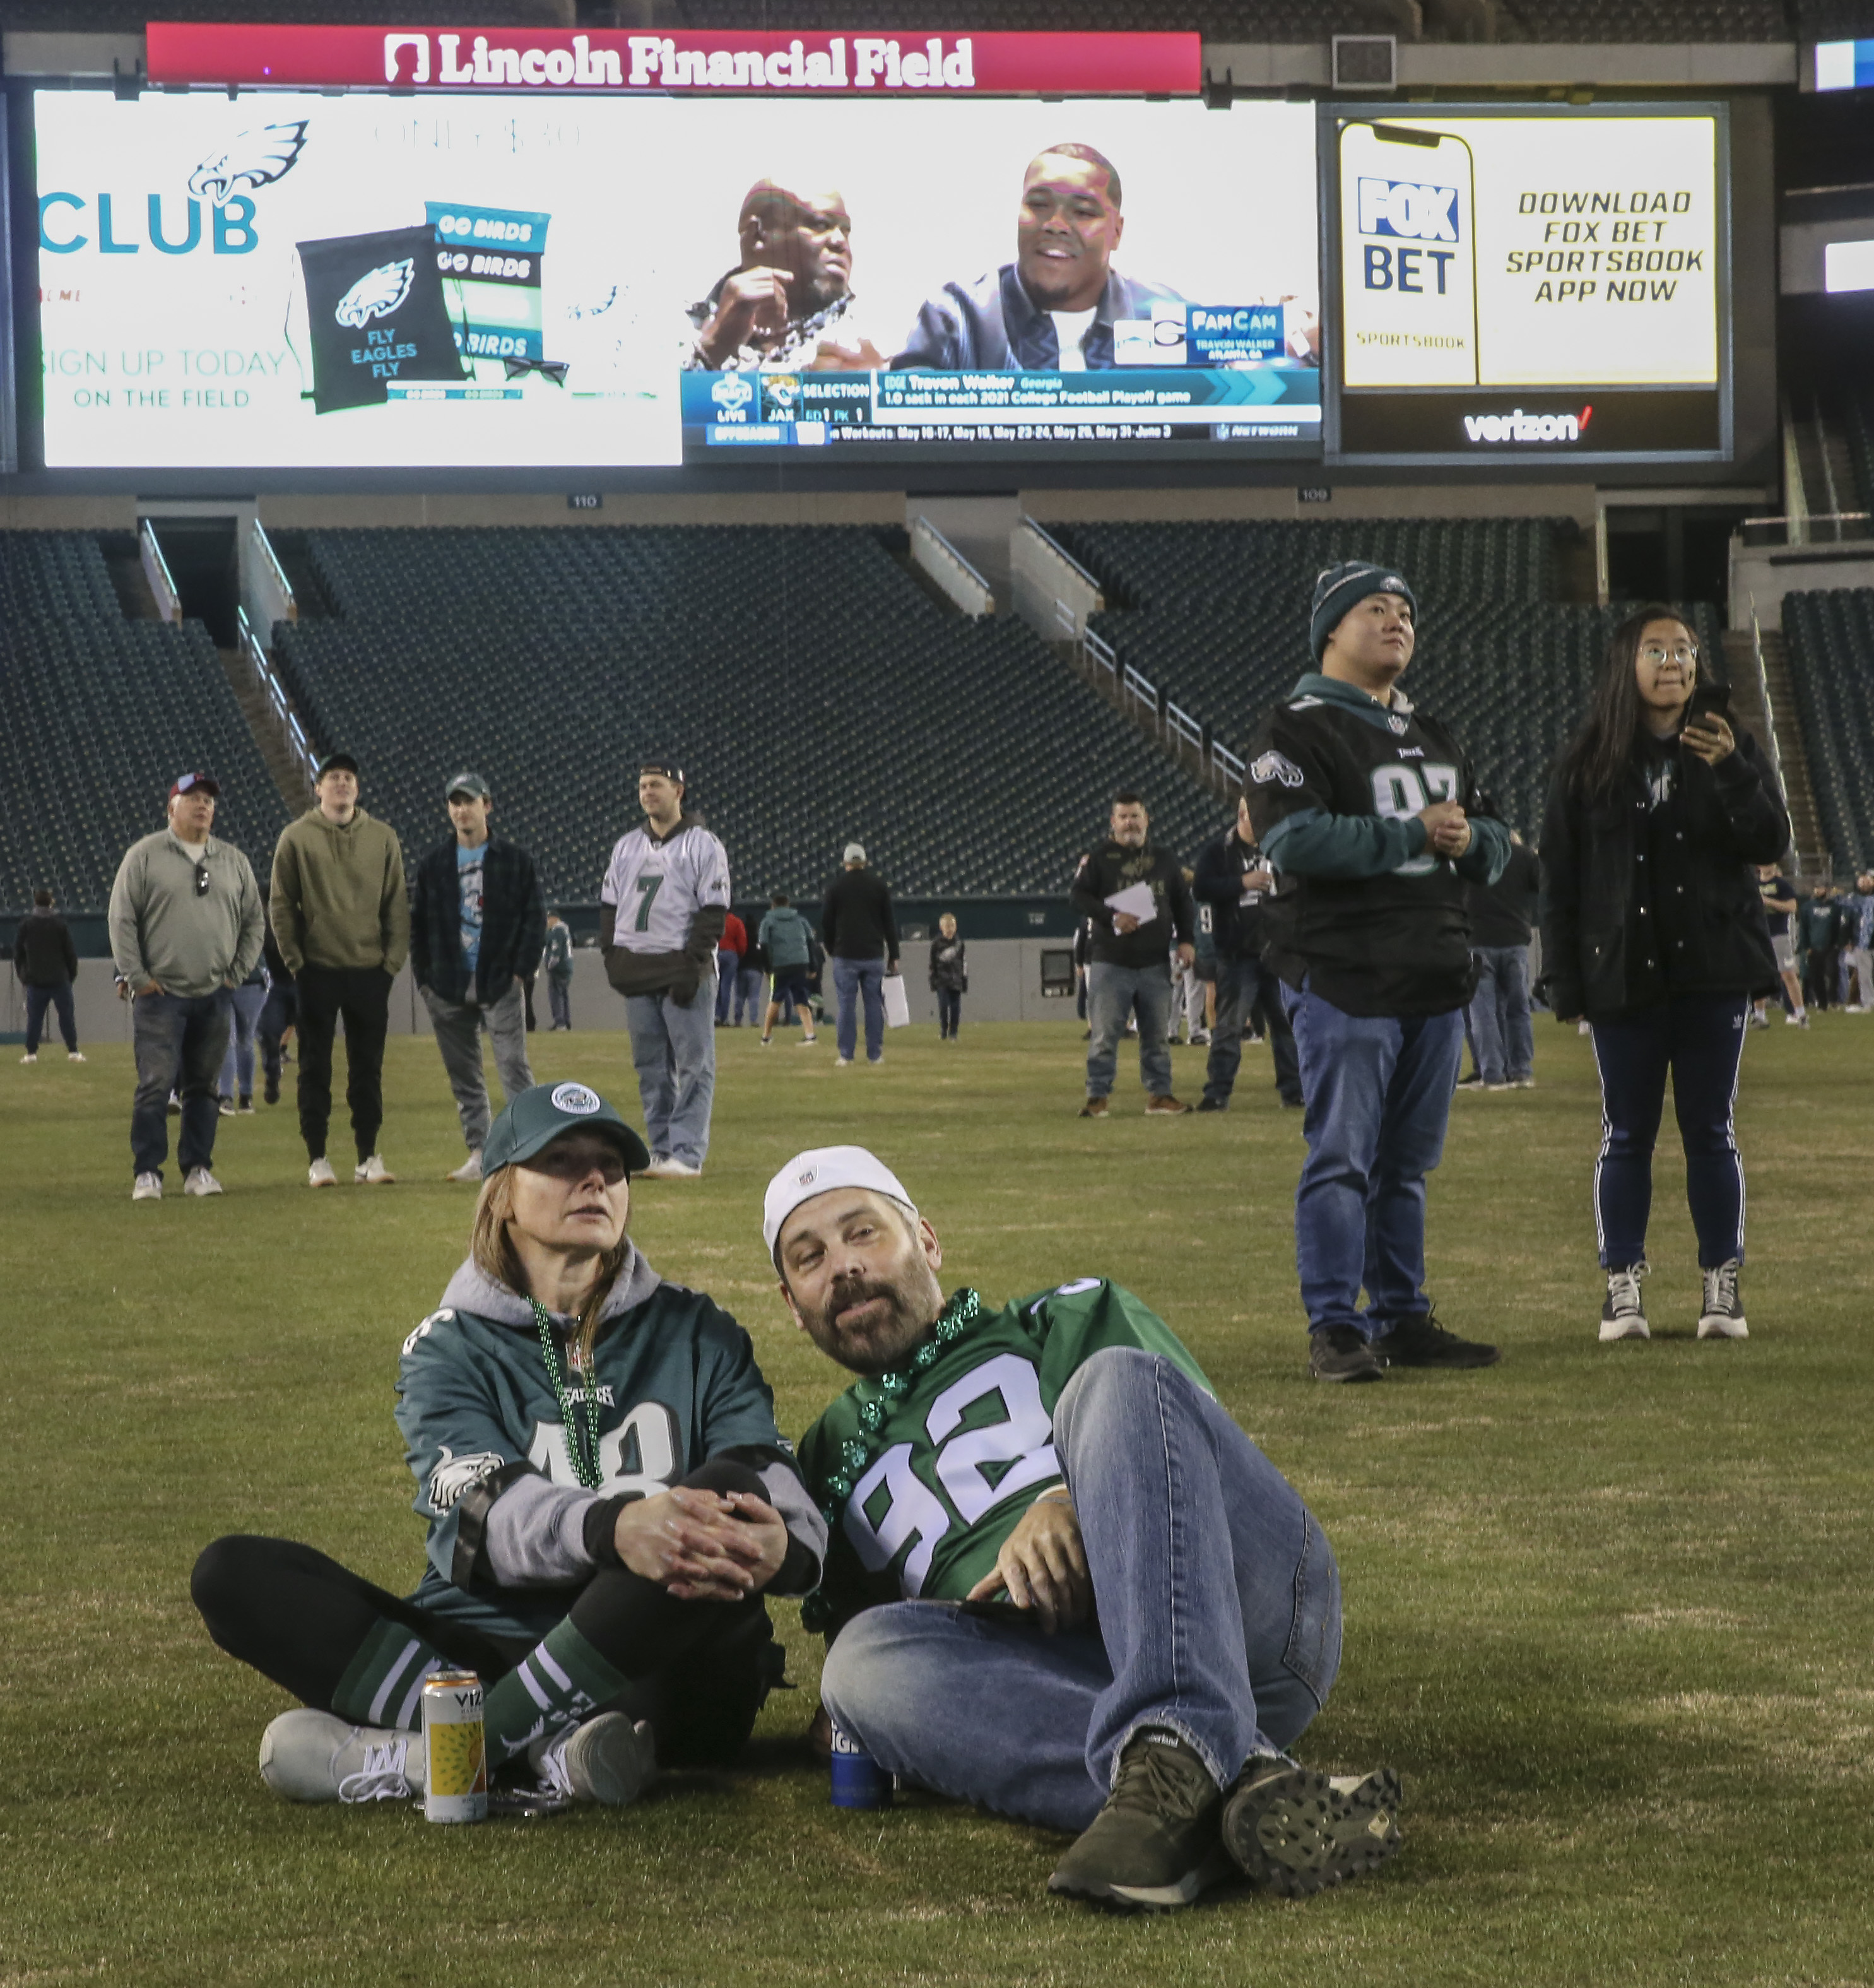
left=828, top=1721, right=892, bottom=1809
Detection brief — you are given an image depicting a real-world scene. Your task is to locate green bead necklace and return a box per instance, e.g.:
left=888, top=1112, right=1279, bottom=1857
left=531, top=1297, right=603, bottom=1491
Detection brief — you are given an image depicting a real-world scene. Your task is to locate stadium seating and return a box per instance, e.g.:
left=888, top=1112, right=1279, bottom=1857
left=1053, top=518, right=1723, bottom=837
left=0, top=533, right=290, bottom=912
left=1781, top=589, right=1874, bottom=872
left=268, top=525, right=1223, bottom=904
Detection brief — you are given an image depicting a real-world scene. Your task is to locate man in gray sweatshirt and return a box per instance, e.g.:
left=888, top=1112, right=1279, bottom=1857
left=109, top=772, right=265, bottom=1201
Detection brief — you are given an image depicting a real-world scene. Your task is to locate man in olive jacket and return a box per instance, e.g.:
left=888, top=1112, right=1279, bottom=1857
left=269, top=752, right=410, bottom=1188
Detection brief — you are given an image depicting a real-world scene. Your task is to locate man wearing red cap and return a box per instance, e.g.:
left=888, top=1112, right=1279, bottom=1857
left=107, top=772, right=265, bottom=1202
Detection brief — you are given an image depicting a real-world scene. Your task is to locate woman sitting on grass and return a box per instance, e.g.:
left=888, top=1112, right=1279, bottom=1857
left=191, top=1080, right=824, bottom=1807
left=1540, top=606, right=1789, bottom=1347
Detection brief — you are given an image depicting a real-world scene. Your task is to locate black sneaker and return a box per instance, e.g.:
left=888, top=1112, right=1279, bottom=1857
left=1309, top=1325, right=1385, bottom=1383
left=263, top=1072, right=280, bottom=1104
left=1195, top=1097, right=1226, bottom=1113
left=1047, top=1729, right=1230, bottom=1910
left=1371, top=1310, right=1500, bottom=1369
left=1222, top=1758, right=1403, bottom=1896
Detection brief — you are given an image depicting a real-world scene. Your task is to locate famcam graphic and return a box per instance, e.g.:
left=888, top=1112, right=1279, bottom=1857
left=39, top=121, right=309, bottom=257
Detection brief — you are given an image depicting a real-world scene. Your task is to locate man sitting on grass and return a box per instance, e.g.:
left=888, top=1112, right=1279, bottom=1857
left=772, top=1146, right=1400, bottom=1912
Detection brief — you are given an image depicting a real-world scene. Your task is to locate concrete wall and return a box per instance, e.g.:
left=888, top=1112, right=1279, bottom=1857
left=2, top=938, right=1078, bottom=1044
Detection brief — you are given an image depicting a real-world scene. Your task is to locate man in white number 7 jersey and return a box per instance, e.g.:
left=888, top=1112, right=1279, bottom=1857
left=776, top=1145, right=1400, bottom=1912
left=599, top=762, right=731, bottom=1179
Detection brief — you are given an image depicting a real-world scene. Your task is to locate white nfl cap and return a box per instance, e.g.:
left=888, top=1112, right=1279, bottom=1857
left=843, top=841, right=866, bottom=863
left=763, top=1145, right=917, bottom=1260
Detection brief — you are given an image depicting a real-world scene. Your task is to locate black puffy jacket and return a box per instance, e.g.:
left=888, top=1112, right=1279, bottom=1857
left=1539, top=730, right=1787, bottom=1020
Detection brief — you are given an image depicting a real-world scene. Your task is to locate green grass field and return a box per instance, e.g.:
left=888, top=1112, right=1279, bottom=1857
left=3, top=1017, right=1870, bottom=1987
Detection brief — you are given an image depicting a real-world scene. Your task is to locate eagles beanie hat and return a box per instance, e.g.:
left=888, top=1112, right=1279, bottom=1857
left=763, top=1145, right=917, bottom=1261
left=482, top=1081, right=651, bottom=1178
left=1310, top=561, right=1417, bottom=662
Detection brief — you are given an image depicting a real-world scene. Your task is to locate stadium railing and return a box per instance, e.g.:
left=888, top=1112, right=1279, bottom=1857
left=139, top=521, right=180, bottom=626
left=910, top=518, right=995, bottom=618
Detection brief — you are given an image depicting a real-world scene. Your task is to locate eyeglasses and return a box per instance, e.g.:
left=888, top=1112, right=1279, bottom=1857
left=194, top=861, right=210, bottom=897
left=1638, top=642, right=1699, bottom=666
left=524, top=1145, right=630, bottom=1185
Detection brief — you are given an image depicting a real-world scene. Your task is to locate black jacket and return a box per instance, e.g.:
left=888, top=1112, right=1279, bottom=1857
left=928, top=935, right=967, bottom=993
left=13, top=910, right=78, bottom=988
left=410, top=836, right=548, bottom=1006
left=822, top=868, right=900, bottom=964
left=1539, top=730, right=1788, bottom=1020
left=1069, top=842, right=1195, bottom=970
left=1192, top=829, right=1273, bottom=959
left=1468, top=841, right=1541, bottom=949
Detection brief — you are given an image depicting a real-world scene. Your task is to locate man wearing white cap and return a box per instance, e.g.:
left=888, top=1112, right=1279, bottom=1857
left=768, top=1146, right=1399, bottom=1912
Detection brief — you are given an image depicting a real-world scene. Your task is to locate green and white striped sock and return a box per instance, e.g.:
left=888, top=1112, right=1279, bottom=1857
left=331, top=1617, right=452, bottom=1733
left=482, top=1618, right=629, bottom=1763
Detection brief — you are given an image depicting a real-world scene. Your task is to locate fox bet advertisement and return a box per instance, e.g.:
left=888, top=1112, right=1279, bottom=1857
left=1326, top=105, right=1730, bottom=464
left=32, top=88, right=1321, bottom=471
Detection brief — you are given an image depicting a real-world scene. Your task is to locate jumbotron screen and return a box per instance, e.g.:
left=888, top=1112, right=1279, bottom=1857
left=1324, top=105, right=1730, bottom=464
left=31, top=88, right=1320, bottom=470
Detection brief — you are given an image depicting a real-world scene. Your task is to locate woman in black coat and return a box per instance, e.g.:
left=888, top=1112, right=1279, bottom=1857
left=1540, top=605, right=1789, bottom=1347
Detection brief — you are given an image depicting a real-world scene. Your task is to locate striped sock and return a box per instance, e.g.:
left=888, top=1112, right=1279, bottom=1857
left=482, top=1619, right=630, bottom=1763
left=331, top=1617, right=452, bottom=1733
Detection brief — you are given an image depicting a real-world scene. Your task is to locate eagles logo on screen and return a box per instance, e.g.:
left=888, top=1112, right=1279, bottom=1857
left=1250, top=751, right=1304, bottom=789
left=188, top=121, right=310, bottom=206
left=335, top=259, right=415, bottom=330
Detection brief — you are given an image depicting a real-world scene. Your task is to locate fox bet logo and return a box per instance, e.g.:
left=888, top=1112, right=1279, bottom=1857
left=1357, top=176, right=1461, bottom=294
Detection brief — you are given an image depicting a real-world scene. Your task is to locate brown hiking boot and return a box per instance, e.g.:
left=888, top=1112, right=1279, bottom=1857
left=1145, top=1094, right=1192, bottom=1115
left=1078, top=1096, right=1111, bottom=1119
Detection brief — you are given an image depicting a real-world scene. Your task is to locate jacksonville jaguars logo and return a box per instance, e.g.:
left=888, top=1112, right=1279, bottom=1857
left=334, top=259, right=415, bottom=330
left=188, top=122, right=309, bottom=206
left=1250, top=751, right=1304, bottom=789
left=550, top=1082, right=603, bottom=1115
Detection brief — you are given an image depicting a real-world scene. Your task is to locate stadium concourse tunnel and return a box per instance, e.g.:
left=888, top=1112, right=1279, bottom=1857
left=141, top=518, right=244, bottom=651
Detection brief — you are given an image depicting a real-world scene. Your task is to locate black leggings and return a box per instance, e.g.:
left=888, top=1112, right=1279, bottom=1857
left=192, top=1462, right=782, bottom=1768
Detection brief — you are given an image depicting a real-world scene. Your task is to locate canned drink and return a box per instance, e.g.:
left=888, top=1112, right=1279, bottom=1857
left=828, top=1721, right=892, bottom=1809
left=421, top=1670, right=488, bottom=1824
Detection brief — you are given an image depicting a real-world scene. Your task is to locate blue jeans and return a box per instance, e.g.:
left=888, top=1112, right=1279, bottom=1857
left=625, top=974, right=718, bottom=1167
left=833, top=956, right=885, bottom=1061
left=733, top=965, right=765, bottom=1025
left=1466, top=945, right=1532, bottom=1086
left=819, top=1347, right=1340, bottom=1831
left=714, top=952, right=740, bottom=1023
left=24, top=982, right=77, bottom=1054
left=218, top=981, right=267, bottom=1100
left=131, top=990, right=232, bottom=1178
left=547, top=975, right=572, bottom=1030
left=1283, top=984, right=1465, bottom=1338
left=1589, top=994, right=1749, bottom=1270
left=936, top=988, right=962, bottom=1036
left=1085, top=962, right=1172, bottom=1098
left=1204, top=954, right=1300, bottom=1108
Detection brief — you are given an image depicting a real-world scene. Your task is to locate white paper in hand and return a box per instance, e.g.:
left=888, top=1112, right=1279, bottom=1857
left=883, top=973, right=911, bottom=1029
left=1104, top=882, right=1158, bottom=925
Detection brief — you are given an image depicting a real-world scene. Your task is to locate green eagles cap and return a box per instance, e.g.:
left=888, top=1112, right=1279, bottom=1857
left=481, top=1082, right=651, bottom=1178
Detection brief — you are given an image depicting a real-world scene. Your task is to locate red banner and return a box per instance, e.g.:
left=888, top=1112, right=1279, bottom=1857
left=144, top=25, right=1201, bottom=97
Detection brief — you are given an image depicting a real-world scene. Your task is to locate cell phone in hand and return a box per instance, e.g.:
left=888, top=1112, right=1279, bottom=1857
left=1686, top=684, right=1732, bottom=730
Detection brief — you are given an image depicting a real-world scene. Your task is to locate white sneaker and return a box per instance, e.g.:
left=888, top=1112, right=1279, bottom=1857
left=1599, top=1263, right=1649, bottom=1342
left=131, top=1171, right=162, bottom=1202
left=68, top=1051, right=86, bottom=1062
left=218, top=1099, right=236, bottom=1118
left=355, top=1154, right=396, bottom=1184
left=446, top=1151, right=483, bottom=1183
left=183, top=1167, right=223, bottom=1197
left=835, top=1056, right=852, bottom=1067
left=259, top=1708, right=421, bottom=1804
left=1697, top=1260, right=1748, bottom=1340
left=640, top=1156, right=702, bottom=1180
left=308, top=1157, right=338, bottom=1188
left=19, top=1053, right=37, bottom=1064
left=530, top=1714, right=656, bottom=1808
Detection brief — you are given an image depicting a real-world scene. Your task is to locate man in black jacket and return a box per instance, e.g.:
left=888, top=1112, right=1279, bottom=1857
left=1193, top=799, right=1299, bottom=1113
left=1463, top=831, right=1541, bottom=1090
left=15, top=889, right=83, bottom=1063
left=822, top=842, right=900, bottom=1067
left=1068, top=794, right=1196, bottom=1118
left=410, top=772, right=546, bottom=1183
left=1246, top=564, right=1509, bottom=1383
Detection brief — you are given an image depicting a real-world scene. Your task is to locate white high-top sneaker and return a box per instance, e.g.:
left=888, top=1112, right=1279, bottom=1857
left=259, top=1708, right=423, bottom=1804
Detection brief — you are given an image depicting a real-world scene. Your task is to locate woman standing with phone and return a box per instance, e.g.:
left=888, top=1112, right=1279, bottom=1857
left=1540, top=606, right=1789, bottom=1345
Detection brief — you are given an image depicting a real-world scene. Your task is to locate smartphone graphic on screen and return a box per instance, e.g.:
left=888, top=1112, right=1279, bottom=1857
left=1339, top=121, right=1478, bottom=388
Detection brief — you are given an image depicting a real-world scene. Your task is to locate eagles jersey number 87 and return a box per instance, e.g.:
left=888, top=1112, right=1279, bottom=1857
left=798, top=1279, right=1210, bottom=1640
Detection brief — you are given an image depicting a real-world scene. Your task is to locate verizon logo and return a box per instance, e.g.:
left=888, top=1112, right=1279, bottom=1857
left=1463, top=405, right=1593, bottom=444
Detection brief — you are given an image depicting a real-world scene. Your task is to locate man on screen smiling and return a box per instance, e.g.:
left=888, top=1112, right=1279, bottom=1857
left=894, top=144, right=1184, bottom=372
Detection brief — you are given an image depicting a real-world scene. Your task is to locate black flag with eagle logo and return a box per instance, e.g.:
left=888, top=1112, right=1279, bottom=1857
left=297, top=225, right=464, bottom=413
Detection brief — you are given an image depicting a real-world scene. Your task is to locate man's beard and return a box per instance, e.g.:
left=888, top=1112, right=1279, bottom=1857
left=808, top=1270, right=933, bottom=1376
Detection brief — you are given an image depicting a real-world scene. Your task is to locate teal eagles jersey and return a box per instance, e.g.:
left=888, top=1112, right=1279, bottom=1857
left=796, top=1279, right=1210, bottom=1640
left=395, top=1258, right=798, bottom=1643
